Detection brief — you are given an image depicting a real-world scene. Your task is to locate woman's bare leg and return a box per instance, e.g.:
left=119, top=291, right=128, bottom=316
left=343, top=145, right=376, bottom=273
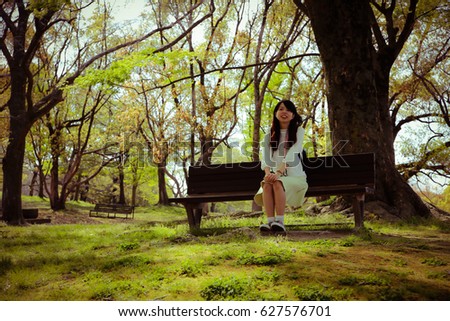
left=262, top=183, right=275, bottom=219
left=272, top=181, right=286, bottom=217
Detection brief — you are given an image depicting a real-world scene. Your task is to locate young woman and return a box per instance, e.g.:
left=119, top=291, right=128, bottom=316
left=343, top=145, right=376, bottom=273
left=254, top=100, right=308, bottom=233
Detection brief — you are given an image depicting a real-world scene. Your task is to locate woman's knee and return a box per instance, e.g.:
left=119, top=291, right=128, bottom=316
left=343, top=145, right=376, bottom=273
left=273, top=181, right=284, bottom=192
left=263, top=183, right=273, bottom=193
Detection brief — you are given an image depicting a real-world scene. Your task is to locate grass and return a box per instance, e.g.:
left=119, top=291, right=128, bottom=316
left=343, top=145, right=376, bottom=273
left=0, top=197, right=449, bottom=300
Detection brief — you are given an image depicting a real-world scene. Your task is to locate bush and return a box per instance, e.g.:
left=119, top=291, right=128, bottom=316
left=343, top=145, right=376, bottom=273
left=118, top=242, right=140, bottom=251
left=178, top=260, right=206, bottom=277
left=200, top=277, right=250, bottom=301
left=422, top=257, right=447, bottom=267
left=0, top=256, right=13, bottom=276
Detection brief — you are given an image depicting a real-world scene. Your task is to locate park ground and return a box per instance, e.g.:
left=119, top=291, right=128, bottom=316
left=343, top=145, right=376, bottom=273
left=0, top=196, right=449, bottom=301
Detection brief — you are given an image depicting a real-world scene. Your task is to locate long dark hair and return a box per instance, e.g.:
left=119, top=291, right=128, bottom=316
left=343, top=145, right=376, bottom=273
left=270, top=100, right=302, bottom=152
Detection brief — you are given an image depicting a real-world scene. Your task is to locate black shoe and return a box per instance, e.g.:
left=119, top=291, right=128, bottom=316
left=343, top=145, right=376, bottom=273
left=271, top=221, right=287, bottom=235
left=259, top=223, right=271, bottom=233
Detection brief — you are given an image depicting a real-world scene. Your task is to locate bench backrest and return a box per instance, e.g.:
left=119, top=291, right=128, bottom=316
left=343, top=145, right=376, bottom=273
left=94, top=204, right=134, bottom=213
left=303, top=153, right=375, bottom=187
left=188, top=161, right=264, bottom=195
left=187, top=153, right=375, bottom=195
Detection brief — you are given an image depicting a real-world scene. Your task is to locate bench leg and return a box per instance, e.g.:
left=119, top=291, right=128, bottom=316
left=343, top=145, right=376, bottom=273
left=185, top=203, right=204, bottom=231
left=352, top=193, right=365, bottom=229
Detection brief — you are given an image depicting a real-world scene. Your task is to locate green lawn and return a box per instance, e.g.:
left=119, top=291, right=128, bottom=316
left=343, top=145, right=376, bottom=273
left=0, top=197, right=449, bottom=300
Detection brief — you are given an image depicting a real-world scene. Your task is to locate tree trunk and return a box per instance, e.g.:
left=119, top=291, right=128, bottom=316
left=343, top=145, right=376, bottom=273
left=49, top=151, right=60, bottom=210
left=157, top=164, right=169, bottom=205
left=131, top=183, right=138, bottom=207
left=38, top=164, right=45, bottom=198
left=1, top=116, right=30, bottom=225
left=252, top=89, right=263, bottom=162
left=1, top=58, right=32, bottom=224
left=29, top=167, right=38, bottom=196
left=118, top=162, right=126, bottom=205
left=196, top=136, right=214, bottom=166
left=72, top=172, right=82, bottom=201
left=301, top=0, right=430, bottom=219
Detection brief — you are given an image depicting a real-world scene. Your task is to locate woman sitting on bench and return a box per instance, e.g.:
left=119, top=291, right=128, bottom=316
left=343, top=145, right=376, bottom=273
left=254, top=100, right=308, bottom=233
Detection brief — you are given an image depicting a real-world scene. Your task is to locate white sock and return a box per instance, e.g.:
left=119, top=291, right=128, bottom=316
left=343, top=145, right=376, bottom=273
left=276, top=215, right=284, bottom=225
left=268, top=217, right=275, bottom=224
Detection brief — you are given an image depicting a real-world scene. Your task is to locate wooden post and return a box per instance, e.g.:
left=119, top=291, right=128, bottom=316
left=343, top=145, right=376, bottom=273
left=352, top=193, right=365, bottom=229
left=185, top=203, right=203, bottom=231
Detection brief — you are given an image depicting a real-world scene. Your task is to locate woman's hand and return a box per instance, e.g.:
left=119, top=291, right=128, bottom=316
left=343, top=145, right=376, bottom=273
left=264, top=172, right=280, bottom=183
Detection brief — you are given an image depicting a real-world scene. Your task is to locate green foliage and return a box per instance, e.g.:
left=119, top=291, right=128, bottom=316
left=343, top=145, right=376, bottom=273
left=430, top=186, right=450, bottom=213
left=422, top=257, right=447, bottom=267
left=29, top=0, right=71, bottom=17
left=102, top=255, right=152, bottom=271
left=1, top=201, right=450, bottom=300
left=178, top=260, right=206, bottom=278
left=294, top=286, right=336, bottom=301
left=118, top=242, right=140, bottom=251
left=75, top=48, right=196, bottom=88
left=200, top=277, right=251, bottom=301
left=237, top=250, right=292, bottom=266
left=0, top=256, right=13, bottom=276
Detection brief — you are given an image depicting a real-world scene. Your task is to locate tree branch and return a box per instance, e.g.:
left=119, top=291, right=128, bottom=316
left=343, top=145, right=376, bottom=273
left=397, top=140, right=450, bottom=181
left=394, top=113, right=441, bottom=138
left=32, top=0, right=211, bottom=121
left=394, top=0, right=419, bottom=57
left=64, top=0, right=209, bottom=85
left=139, top=52, right=320, bottom=92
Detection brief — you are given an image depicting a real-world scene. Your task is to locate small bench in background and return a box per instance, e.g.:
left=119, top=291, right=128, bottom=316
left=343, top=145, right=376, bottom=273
left=89, top=204, right=135, bottom=219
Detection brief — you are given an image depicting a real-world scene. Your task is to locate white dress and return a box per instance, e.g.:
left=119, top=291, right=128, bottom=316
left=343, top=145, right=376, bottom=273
left=254, top=127, right=308, bottom=208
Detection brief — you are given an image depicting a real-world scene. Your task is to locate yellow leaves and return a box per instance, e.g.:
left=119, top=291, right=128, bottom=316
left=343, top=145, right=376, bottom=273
left=115, top=107, right=141, bottom=133
left=236, top=31, right=251, bottom=47
left=28, top=0, right=71, bottom=18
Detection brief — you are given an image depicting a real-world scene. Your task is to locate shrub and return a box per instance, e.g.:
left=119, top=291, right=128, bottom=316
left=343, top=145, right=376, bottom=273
left=118, top=242, right=140, bottom=251
left=378, top=286, right=407, bottom=300
left=338, top=275, right=360, bottom=286
left=0, top=256, right=13, bottom=276
left=422, top=257, right=447, bottom=267
left=178, top=260, right=206, bottom=278
left=200, top=277, right=250, bottom=301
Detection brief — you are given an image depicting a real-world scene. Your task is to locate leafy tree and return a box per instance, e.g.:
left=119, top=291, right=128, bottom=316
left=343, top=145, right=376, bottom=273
left=185, top=0, right=250, bottom=165
left=391, top=1, right=450, bottom=187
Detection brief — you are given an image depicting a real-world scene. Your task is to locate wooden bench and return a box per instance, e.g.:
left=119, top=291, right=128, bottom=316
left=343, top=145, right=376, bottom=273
left=168, top=153, right=375, bottom=231
left=89, top=204, right=135, bottom=219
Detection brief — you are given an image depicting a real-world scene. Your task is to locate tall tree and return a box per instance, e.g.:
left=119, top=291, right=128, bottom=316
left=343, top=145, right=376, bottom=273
left=293, top=0, right=437, bottom=218
left=249, top=0, right=308, bottom=161
left=189, top=0, right=248, bottom=165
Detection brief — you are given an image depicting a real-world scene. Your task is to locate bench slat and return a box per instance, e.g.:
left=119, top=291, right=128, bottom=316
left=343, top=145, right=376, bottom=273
left=168, top=185, right=373, bottom=205
left=188, top=166, right=264, bottom=194
left=168, top=191, right=256, bottom=204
